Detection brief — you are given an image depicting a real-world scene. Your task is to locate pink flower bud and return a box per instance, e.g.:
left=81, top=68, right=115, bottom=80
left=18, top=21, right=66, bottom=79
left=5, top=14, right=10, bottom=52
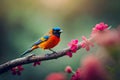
left=65, top=66, right=72, bottom=73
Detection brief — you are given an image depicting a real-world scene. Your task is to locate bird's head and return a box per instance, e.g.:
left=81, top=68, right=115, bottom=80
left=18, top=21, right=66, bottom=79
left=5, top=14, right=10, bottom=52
left=52, top=27, right=63, bottom=37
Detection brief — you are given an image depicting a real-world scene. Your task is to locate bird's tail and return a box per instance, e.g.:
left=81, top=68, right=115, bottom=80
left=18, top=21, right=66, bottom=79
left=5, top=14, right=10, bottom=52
left=20, top=48, right=33, bottom=57
left=20, top=46, right=38, bottom=57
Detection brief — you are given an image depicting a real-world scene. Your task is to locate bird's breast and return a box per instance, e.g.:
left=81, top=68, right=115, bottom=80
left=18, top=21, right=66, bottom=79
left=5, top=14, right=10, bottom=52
left=39, top=35, right=60, bottom=49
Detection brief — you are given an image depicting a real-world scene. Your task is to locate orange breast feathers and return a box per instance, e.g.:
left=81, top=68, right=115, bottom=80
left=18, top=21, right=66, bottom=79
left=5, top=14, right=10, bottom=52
left=38, top=35, right=60, bottom=49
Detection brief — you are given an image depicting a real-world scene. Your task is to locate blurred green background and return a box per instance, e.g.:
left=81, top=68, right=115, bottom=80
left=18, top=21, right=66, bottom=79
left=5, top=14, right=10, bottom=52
left=0, top=0, right=120, bottom=80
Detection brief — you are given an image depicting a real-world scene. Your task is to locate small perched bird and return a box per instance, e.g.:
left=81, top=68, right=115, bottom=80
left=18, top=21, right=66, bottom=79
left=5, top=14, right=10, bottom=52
left=20, top=27, right=62, bottom=57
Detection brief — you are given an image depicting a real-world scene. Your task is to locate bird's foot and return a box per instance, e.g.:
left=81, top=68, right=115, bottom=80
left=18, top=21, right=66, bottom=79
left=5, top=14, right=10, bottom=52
left=45, top=52, right=58, bottom=58
left=45, top=53, right=58, bottom=59
left=27, top=54, right=35, bottom=58
left=45, top=53, right=52, bottom=57
left=49, top=49, right=57, bottom=54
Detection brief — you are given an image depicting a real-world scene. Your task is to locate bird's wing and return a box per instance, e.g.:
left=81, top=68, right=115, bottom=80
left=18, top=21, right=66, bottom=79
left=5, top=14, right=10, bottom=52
left=32, top=35, right=49, bottom=46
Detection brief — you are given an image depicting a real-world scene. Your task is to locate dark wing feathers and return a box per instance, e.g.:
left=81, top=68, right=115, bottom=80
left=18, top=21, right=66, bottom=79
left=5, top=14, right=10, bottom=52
left=32, top=35, right=49, bottom=46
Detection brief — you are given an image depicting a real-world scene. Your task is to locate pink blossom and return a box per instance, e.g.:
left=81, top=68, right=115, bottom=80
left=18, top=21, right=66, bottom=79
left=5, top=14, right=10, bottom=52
left=95, top=22, right=108, bottom=31
left=33, top=61, right=41, bottom=66
left=68, top=39, right=79, bottom=53
left=66, top=39, right=79, bottom=58
left=11, top=65, right=24, bottom=75
left=66, top=51, right=73, bottom=58
left=81, top=36, right=94, bottom=51
left=93, top=29, right=120, bottom=47
left=65, top=66, right=81, bottom=80
left=65, top=66, right=73, bottom=73
left=45, top=73, right=66, bottom=80
left=71, top=68, right=81, bottom=80
left=91, top=22, right=109, bottom=37
left=80, top=55, right=108, bottom=80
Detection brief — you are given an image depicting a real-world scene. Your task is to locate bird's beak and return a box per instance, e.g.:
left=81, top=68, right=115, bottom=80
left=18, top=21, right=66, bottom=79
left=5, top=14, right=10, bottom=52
left=60, top=30, right=63, bottom=33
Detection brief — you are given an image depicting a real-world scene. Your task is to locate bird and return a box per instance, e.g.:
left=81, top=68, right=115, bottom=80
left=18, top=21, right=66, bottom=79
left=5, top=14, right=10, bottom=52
left=20, top=27, right=63, bottom=57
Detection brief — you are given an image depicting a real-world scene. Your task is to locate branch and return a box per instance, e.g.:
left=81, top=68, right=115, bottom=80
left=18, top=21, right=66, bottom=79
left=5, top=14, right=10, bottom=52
left=0, top=43, right=82, bottom=74
left=0, top=22, right=110, bottom=75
